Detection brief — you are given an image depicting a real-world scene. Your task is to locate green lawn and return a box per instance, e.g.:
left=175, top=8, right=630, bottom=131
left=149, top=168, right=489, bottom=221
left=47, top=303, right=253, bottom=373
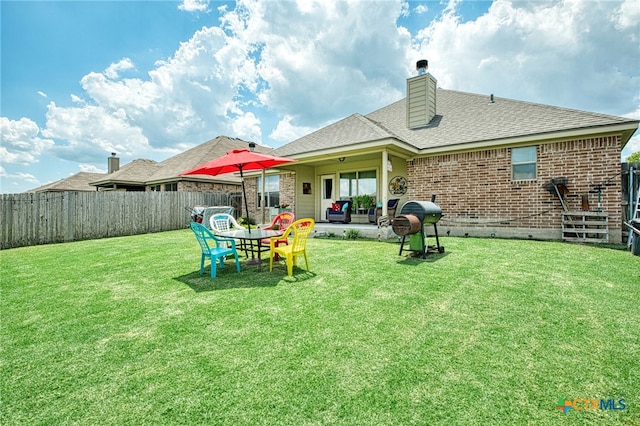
left=1, top=230, right=638, bottom=425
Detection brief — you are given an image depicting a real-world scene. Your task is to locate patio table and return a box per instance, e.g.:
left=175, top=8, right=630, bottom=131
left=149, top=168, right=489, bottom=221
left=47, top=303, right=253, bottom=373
left=214, top=228, right=284, bottom=270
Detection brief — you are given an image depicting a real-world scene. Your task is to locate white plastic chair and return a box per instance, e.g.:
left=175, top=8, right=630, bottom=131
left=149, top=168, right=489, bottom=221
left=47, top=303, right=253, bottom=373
left=209, top=213, right=246, bottom=233
left=209, top=214, right=247, bottom=256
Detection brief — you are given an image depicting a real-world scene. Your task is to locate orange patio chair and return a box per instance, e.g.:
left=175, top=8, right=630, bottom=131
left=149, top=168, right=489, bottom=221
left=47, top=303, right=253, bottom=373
left=261, top=212, right=295, bottom=258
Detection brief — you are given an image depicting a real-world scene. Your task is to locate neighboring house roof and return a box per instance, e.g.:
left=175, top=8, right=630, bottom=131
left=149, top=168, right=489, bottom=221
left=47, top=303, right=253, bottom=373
left=28, top=172, right=105, bottom=193
left=89, top=136, right=270, bottom=188
left=146, top=135, right=273, bottom=184
left=25, top=136, right=269, bottom=193
left=90, top=159, right=160, bottom=187
left=273, top=88, right=639, bottom=158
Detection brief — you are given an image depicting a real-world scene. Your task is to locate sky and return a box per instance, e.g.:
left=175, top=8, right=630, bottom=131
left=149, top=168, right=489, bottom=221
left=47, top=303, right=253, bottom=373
left=1, top=0, right=639, bottom=194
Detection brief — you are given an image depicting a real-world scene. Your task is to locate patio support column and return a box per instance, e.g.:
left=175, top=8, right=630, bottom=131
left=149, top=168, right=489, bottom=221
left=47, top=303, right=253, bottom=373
left=261, top=169, right=266, bottom=224
left=381, top=150, right=389, bottom=216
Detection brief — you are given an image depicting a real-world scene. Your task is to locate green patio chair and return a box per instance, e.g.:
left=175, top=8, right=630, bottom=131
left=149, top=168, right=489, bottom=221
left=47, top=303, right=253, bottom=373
left=190, top=222, right=240, bottom=278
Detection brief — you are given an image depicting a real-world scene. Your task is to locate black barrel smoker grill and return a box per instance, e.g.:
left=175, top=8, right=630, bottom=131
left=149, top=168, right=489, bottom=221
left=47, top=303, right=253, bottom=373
left=392, top=198, right=444, bottom=259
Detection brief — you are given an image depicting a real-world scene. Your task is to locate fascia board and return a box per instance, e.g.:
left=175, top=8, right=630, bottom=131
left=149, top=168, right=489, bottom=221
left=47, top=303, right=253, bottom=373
left=417, top=122, right=639, bottom=156
left=286, top=137, right=419, bottom=164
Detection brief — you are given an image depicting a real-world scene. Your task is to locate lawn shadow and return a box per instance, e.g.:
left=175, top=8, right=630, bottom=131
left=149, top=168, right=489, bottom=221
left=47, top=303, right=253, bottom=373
left=174, top=267, right=280, bottom=292
left=271, top=269, right=317, bottom=283
left=396, top=250, right=450, bottom=265
left=174, top=262, right=317, bottom=292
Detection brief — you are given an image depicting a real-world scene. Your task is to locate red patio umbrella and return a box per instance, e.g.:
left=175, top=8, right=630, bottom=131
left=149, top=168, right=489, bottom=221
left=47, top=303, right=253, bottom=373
left=180, top=148, right=296, bottom=231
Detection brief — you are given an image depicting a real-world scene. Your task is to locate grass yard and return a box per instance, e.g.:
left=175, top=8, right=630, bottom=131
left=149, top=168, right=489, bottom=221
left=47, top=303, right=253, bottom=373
left=1, top=230, right=638, bottom=425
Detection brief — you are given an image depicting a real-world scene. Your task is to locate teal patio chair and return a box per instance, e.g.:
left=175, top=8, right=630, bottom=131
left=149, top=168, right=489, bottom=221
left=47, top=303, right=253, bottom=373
left=190, top=222, right=241, bottom=278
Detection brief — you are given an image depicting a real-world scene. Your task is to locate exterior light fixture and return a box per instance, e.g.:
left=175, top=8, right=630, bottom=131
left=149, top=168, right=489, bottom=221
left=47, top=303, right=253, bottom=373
left=248, top=142, right=256, bottom=152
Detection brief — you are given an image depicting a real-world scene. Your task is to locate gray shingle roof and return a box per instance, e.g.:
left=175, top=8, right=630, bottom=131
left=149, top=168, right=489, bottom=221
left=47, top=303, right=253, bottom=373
left=369, top=90, right=637, bottom=149
left=273, top=88, right=638, bottom=157
left=147, top=135, right=272, bottom=183
left=90, top=159, right=160, bottom=186
left=88, top=136, right=270, bottom=187
left=273, top=114, right=394, bottom=157
left=28, top=172, right=105, bottom=193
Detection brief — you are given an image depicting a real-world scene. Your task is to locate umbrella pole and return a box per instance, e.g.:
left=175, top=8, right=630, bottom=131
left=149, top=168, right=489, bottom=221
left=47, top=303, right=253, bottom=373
left=239, top=168, right=251, bottom=232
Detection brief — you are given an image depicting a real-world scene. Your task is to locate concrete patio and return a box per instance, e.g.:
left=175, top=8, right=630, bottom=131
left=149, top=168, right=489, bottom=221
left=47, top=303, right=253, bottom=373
left=313, top=222, right=398, bottom=240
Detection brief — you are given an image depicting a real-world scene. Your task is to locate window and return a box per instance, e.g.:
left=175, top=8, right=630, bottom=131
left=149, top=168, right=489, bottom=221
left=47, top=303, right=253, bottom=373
left=512, top=147, right=537, bottom=180
left=150, top=185, right=161, bottom=192
left=339, top=170, right=377, bottom=198
left=164, top=183, right=177, bottom=191
left=257, top=175, right=280, bottom=207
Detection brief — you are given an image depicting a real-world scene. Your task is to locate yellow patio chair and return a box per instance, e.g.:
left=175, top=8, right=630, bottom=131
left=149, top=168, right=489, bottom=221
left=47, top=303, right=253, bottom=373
left=268, top=218, right=315, bottom=276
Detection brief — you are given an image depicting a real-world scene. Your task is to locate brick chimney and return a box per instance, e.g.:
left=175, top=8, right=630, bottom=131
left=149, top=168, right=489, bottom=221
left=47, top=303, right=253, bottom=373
left=108, top=152, right=120, bottom=174
left=406, top=59, right=437, bottom=129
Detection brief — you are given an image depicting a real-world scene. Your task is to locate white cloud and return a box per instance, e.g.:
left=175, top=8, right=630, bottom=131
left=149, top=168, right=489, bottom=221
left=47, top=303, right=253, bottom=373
left=104, top=58, right=135, bottom=79
left=37, top=91, right=47, bottom=98
left=622, top=107, right=640, bottom=159
left=43, top=26, right=257, bottom=161
left=414, top=4, right=428, bottom=15
left=41, top=102, right=150, bottom=162
left=613, top=0, right=640, bottom=33
left=622, top=136, right=640, bottom=158
left=8, top=0, right=638, bottom=193
left=226, top=104, right=262, bottom=142
left=70, top=94, right=85, bottom=104
left=269, top=115, right=317, bottom=143
left=412, top=0, right=639, bottom=117
left=0, top=166, right=39, bottom=185
left=78, top=164, right=105, bottom=173
left=0, top=117, right=54, bottom=165
left=178, top=0, right=210, bottom=13
left=221, top=0, right=412, bottom=126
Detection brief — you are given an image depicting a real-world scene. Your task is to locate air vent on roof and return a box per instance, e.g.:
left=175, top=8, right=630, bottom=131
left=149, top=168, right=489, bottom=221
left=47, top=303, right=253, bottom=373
left=416, top=59, right=428, bottom=75
left=406, top=59, right=437, bottom=129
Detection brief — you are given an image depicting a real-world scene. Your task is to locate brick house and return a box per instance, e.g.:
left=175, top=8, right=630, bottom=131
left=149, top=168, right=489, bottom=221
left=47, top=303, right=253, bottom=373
left=28, top=136, right=266, bottom=196
left=89, top=136, right=270, bottom=195
left=244, top=62, right=638, bottom=243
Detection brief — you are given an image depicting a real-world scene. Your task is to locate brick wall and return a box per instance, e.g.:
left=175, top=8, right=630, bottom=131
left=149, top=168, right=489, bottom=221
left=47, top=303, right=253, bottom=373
left=245, top=173, right=296, bottom=220
left=279, top=173, right=296, bottom=209
left=407, top=135, right=622, bottom=241
left=177, top=181, right=240, bottom=193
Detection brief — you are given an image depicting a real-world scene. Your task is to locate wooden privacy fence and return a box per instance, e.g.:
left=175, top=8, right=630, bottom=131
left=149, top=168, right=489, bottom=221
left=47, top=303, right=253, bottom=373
left=0, top=191, right=239, bottom=249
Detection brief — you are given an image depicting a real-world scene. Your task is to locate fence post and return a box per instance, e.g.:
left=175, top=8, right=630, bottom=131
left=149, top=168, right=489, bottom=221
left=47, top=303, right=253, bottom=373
left=64, top=191, right=75, bottom=243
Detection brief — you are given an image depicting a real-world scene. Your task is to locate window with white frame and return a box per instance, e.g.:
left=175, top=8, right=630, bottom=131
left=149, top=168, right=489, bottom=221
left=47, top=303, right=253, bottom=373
left=511, top=147, right=537, bottom=180
left=339, top=170, right=376, bottom=198
left=257, top=175, right=280, bottom=207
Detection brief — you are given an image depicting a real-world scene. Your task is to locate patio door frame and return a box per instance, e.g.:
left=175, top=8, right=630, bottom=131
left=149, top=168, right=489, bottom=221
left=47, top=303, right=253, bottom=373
left=319, top=174, right=335, bottom=221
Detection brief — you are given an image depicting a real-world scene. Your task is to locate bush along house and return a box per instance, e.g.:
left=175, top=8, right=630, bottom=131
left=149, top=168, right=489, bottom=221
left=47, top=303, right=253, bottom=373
left=244, top=60, right=638, bottom=243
